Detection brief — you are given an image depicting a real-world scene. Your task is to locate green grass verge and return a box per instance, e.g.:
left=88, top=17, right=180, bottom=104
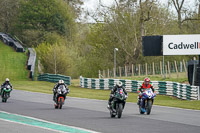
left=0, top=41, right=29, bottom=81
left=10, top=80, right=200, bottom=110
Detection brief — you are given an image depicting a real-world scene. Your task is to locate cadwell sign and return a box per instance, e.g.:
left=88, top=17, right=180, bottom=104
left=163, top=34, right=200, bottom=55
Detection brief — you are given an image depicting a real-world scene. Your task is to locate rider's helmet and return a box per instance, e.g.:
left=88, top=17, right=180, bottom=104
left=58, top=80, right=62, bottom=84
left=144, top=77, right=150, bottom=86
left=61, top=80, right=64, bottom=84
left=116, top=81, right=123, bottom=88
left=5, top=78, right=9, bottom=83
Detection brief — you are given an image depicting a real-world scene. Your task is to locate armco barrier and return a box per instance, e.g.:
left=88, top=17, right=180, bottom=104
left=38, top=73, right=71, bottom=85
left=27, top=48, right=36, bottom=80
left=80, top=76, right=199, bottom=100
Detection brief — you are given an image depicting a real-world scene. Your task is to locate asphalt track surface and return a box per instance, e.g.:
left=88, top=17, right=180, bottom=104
left=0, top=89, right=200, bottom=133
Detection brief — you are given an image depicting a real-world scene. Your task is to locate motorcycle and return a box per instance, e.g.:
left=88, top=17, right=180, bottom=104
left=1, top=85, right=12, bottom=102
left=54, top=85, right=68, bottom=109
left=108, top=88, right=127, bottom=118
left=139, top=88, right=156, bottom=115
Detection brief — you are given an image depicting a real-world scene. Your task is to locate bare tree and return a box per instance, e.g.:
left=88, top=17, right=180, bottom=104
left=0, top=0, right=20, bottom=33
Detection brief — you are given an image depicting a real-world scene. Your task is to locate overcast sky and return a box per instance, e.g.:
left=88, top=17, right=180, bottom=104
left=81, top=0, right=197, bottom=22
left=82, top=0, right=114, bottom=12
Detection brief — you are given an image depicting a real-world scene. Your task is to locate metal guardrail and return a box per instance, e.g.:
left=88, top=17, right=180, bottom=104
left=27, top=48, right=36, bottom=80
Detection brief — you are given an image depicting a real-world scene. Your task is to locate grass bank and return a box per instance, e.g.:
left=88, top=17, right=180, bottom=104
left=0, top=41, right=29, bottom=81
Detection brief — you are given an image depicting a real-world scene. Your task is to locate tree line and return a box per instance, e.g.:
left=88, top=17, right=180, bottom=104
left=0, top=0, right=199, bottom=78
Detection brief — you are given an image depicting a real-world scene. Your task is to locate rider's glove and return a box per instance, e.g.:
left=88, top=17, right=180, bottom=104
left=125, top=95, right=128, bottom=99
left=110, top=94, right=114, bottom=97
left=139, top=92, right=142, bottom=96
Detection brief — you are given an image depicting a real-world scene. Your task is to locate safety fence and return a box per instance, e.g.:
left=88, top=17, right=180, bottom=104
left=99, top=60, right=187, bottom=78
left=38, top=73, right=71, bottom=85
left=27, top=48, right=36, bottom=80
left=80, top=76, right=199, bottom=100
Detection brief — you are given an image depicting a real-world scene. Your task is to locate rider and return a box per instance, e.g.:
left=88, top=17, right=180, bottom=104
left=0, top=78, right=13, bottom=95
left=107, top=81, right=128, bottom=109
left=53, top=79, right=69, bottom=102
left=137, top=77, right=155, bottom=112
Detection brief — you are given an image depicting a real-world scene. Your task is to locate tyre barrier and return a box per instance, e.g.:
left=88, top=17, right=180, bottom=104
left=80, top=76, right=199, bottom=100
left=38, top=73, right=71, bottom=85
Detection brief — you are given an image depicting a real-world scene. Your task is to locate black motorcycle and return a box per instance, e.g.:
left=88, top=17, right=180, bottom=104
left=108, top=88, right=127, bottom=118
left=54, top=85, right=68, bottom=109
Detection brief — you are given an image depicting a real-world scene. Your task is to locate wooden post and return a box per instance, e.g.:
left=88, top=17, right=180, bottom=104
left=174, top=60, right=179, bottom=78
left=125, top=65, right=127, bottom=77
left=119, top=67, right=121, bottom=78
left=145, top=63, right=147, bottom=76
left=103, top=70, right=105, bottom=78
left=139, top=64, right=141, bottom=76
left=165, top=65, right=168, bottom=78
left=160, top=61, right=162, bottom=76
left=168, top=61, right=171, bottom=78
left=99, top=70, right=101, bottom=78
left=107, top=69, right=109, bottom=78
left=113, top=68, right=115, bottom=78
left=183, top=59, right=187, bottom=76
left=132, top=64, right=134, bottom=77
left=153, top=62, right=155, bottom=75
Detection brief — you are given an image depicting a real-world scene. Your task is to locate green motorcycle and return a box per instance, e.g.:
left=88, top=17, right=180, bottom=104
left=1, top=85, right=12, bottom=102
left=108, top=88, right=127, bottom=118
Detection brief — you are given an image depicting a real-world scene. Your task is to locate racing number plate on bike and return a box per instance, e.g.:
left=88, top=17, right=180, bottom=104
left=120, top=89, right=123, bottom=94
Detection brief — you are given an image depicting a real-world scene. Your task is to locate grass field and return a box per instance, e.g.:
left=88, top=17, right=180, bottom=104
left=0, top=41, right=29, bottom=81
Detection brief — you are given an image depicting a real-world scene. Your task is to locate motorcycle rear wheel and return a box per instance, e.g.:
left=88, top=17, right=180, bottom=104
left=54, top=104, right=58, bottom=109
left=139, top=106, right=145, bottom=114
left=110, top=111, right=115, bottom=118
left=58, top=98, right=63, bottom=109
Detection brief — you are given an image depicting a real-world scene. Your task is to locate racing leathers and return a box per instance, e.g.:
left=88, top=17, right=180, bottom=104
left=53, top=83, right=69, bottom=102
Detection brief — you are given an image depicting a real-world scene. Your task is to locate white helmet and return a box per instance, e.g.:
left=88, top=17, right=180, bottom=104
left=59, top=80, right=64, bottom=84
left=117, top=81, right=123, bottom=87
left=6, top=78, right=9, bottom=82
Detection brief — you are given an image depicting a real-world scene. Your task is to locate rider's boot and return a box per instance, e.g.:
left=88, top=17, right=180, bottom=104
left=107, top=101, right=112, bottom=109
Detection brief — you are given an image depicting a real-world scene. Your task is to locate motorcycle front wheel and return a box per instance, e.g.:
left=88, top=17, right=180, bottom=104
left=146, top=100, right=152, bottom=115
left=117, top=103, right=123, bottom=118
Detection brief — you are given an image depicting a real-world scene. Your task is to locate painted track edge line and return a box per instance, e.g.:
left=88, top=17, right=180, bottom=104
left=0, top=110, right=100, bottom=133
left=0, top=118, right=66, bottom=133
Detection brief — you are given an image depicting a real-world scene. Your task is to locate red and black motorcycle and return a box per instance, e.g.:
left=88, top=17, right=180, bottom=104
left=54, top=85, right=68, bottom=109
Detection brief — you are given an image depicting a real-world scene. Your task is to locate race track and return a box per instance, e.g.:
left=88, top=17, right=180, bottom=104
left=0, top=89, right=200, bottom=133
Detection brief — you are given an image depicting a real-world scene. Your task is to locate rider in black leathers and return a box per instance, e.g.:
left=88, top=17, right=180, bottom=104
left=1, top=78, right=13, bottom=95
left=107, top=81, right=128, bottom=109
left=53, top=80, right=69, bottom=102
